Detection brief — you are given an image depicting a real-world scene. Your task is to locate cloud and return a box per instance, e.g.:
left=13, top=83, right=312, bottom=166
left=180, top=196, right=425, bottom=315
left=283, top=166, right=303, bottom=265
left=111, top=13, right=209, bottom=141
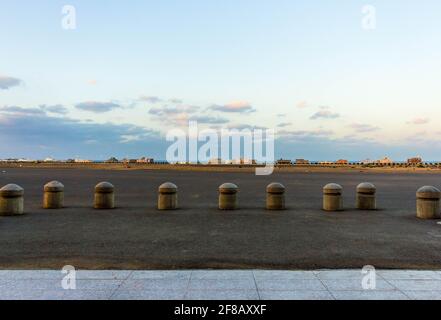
left=349, top=123, right=380, bottom=133
left=0, top=105, right=45, bottom=115
left=210, top=101, right=256, bottom=113
left=228, top=124, right=268, bottom=130
left=0, top=108, right=164, bottom=159
left=0, top=76, right=22, bottom=90
left=310, top=110, right=340, bottom=120
left=1, top=105, right=69, bottom=116
left=296, top=101, right=308, bottom=108
left=148, top=104, right=201, bottom=127
left=407, top=118, right=429, bottom=125
left=277, top=122, right=292, bottom=128
left=139, top=96, right=162, bottom=104
left=75, top=101, right=121, bottom=113
left=149, top=105, right=200, bottom=116
left=169, top=98, right=183, bottom=104
left=188, top=115, right=229, bottom=124
left=39, top=104, right=69, bottom=115
left=278, top=129, right=334, bottom=139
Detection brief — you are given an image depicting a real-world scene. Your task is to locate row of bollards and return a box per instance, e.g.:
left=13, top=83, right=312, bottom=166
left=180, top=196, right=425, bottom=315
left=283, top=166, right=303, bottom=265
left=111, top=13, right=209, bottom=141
left=322, top=183, right=376, bottom=211
left=0, top=181, right=440, bottom=219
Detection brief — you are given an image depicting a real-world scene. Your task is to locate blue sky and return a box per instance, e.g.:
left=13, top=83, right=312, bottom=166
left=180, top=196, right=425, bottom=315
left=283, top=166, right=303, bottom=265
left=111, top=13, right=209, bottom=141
left=1, top=0, right=441, bottom=160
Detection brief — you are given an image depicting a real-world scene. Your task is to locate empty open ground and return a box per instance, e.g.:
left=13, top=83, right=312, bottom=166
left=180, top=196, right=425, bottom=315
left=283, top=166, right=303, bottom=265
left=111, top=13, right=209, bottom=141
left=0, top=167, right=440, bottom=270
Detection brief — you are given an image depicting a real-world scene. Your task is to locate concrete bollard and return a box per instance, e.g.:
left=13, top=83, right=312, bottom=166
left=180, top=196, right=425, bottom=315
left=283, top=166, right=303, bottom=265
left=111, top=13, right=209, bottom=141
left=219, top=183, right=239, bottom=210
left=94, top=182, right=115, bottom=209
left=323, top=183, right=343, bottom=211
left=266, top=182, right=285, bottom=210
left=158, top=182, right=178, bottom=210
left=0, top=184, right=24, bottom=216
left=416, top=186, right=441, bottom=219
left=356, top=182, right=376, bottom=210
left=43, top=181, right=64, bottom=209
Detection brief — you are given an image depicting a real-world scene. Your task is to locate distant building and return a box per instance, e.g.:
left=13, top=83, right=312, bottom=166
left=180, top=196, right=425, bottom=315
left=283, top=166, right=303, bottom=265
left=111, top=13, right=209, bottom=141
left=74, top=159, right=92, bottom=163
left=361, top=159, right=374, bottom=164
left=137, top=157, right=154, bottom=164
left=407, top=157, right=422, bottom=164
left=319, top=161, right=333, bottom=165
left=335, top=159, right=349, bottom=165
left=43, top=157, right=56, bottom=162
left=276, top=159, right=292, bottom=165
left=0, top=158, right=34, bottom=163
left=241, top=158, right=256, bottom=165
left=106, top=157, right=119, bottom=163
left=228, top=158, right=256, bottom=165
left=208, top=158, right=223, bottom=165
left=295, top=159, right=310, bottom=165
left=376, top=157, right=393, bottom=164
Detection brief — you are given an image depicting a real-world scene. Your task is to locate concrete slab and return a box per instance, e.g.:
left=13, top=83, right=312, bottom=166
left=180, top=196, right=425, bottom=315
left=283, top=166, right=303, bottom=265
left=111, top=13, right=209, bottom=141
left=403, top=291, right=441, bottom=300
left=119, top=279, right=189, bottom=291
left=130, top=271, right=191, bottom=280
left=322, top=279, right=396, bottom=291
left=259, top=290, right=334, bottom=300
left=331, top=290, right=409, bottom=300
left=185, top=290, right=259, bottom=300
left=188, top=279, right=256, bottom=290
left=387, top=280, right=441, bottom=291
left=111, top=290, right=187, bottom=300
left=254, top=270, right=317, bottom=280
left=1, top=269, right=441, bottom=300
left=378, top=270, right=441, bottom=280
left=255, top=279, right=326, bottom=291
left=191, top=270, right=254, bottom=280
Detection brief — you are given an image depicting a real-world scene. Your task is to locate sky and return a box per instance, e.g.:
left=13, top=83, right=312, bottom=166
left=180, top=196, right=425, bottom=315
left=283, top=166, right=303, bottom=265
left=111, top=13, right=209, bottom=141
left=1, top=0, right=441, bottom=161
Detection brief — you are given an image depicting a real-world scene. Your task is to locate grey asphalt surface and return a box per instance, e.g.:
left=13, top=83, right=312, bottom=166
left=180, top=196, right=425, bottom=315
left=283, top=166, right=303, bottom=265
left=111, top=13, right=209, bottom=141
left=0, top=168, right=441, bottom=270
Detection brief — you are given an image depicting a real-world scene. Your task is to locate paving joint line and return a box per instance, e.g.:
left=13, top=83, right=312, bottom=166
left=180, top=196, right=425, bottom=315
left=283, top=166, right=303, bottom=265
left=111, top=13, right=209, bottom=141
left=374, top=271, right=411, bottom=298
left=316, top=275, right=337, bottom=300
left=109, top=271, right=133, bottom=300
left=251, top=270, right=261, bottom=300
left=183, top=270, right=193, bottom=299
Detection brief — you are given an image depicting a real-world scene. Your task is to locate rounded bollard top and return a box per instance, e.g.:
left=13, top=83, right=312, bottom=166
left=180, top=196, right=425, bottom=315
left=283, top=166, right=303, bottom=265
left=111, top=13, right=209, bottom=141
left=416, top=186, right=441, bottom=199
left=159, top=182, right=178, bottom=194
left=44, top=180, right=64, bottom=192
left=357, top=182, right=376, bottom=194
left=95, top=181, right=114, bottom=193
left=0, top=184, right=24, bottom=197
left=323, top=183, right=343, bottom=195
left=266, top=182, right=285, bottom=194
left=219, top=183, right=239, bottom=194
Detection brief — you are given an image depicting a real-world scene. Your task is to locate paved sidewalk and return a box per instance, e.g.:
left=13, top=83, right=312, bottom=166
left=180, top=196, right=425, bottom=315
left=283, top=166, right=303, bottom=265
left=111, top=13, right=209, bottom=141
left=1, top=270, right=441, bottom=300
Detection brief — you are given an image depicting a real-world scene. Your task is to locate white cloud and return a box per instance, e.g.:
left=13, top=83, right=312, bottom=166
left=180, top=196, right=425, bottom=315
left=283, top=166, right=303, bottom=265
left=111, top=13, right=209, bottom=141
left=349, top=123, right=380, bottom=132
left=0, top=76, right=22, bottom=90
left=210, top=101, right=255, bottom=113
left=310, top=110, right=340, bottom=120
left=296, top=101, right=308, bottom=108
left=139, top=96, right=162, bottom=104
left=75, top=101, right=121, bottom=113
left=407, top=118, right=429, bottom=125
